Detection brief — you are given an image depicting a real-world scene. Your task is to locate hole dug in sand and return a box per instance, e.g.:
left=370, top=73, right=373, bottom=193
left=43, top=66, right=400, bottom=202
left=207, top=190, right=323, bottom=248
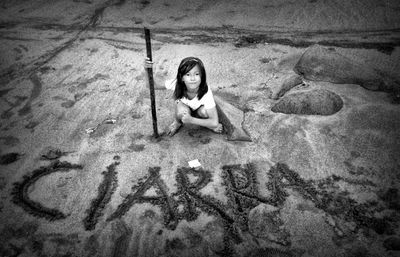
left=271, top=89, right=343, bottom=115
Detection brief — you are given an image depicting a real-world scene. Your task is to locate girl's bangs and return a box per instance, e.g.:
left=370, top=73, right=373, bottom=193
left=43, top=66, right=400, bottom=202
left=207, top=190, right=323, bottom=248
left=180, top=58, right=200, bottom=72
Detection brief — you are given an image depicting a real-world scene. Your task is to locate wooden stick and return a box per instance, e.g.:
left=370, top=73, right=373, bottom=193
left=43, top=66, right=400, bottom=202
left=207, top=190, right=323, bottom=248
left=144, top=27, right=159, bottom=138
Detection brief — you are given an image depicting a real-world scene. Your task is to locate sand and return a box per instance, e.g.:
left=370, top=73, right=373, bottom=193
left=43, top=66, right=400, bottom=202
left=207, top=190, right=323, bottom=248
left=1, top=0, right=400, bottom=256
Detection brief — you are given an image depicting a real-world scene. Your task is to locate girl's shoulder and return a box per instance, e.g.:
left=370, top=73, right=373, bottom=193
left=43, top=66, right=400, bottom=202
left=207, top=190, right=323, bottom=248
left=204, top=86, right=214, bottom=97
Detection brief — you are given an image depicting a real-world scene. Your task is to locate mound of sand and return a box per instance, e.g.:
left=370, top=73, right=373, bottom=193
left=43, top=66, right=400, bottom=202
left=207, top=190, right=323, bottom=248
left=271, top=88, right=343, bottom=115
left=294, top=44, right=398, bottom=91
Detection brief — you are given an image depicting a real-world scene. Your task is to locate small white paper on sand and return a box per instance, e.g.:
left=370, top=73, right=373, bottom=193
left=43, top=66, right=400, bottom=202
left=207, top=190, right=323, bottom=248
left=188, top=159, right=201, bottom=168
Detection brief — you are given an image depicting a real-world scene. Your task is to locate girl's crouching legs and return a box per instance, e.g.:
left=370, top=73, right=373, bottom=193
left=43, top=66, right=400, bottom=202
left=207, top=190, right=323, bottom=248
left=167, top=101, right=189, bottom=136
left=176, top=101, right=191, bottom=120
left=196, top=106, right=223, bottom=134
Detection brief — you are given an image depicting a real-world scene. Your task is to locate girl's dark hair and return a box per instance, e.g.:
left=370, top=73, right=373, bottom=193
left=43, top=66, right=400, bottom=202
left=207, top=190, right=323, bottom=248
left=174, top=57, right=208, bottom=100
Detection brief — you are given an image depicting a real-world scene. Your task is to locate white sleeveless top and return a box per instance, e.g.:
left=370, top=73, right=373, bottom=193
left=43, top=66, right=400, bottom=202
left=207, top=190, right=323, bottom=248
left=165, top=79, right=216, bottom=110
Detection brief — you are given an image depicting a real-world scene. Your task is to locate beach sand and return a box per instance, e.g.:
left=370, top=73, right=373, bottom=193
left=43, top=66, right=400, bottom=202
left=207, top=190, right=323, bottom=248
left=1, top=0, right=400, bottom=256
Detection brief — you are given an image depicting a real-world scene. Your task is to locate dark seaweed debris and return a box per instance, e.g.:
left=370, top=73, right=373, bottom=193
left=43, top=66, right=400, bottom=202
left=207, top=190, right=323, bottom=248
left=378, top=188, right=400, bottom=211
left=233, top=34, right=396, bottom=54
left=383, top=236, right=400, bottom=250
left=165, top=238, right=186, bottom=251
left=177, top=164, right=282, bottom=255
left=40, top=148, right=64, bottom=160
left=245, top=247, right=296, bottom=257
left=266, top=164, right=288, bottom=206
left=174, top=168, right=204, bottom=222
left=83, top=161, right=119, bottom=230
left=176, top=167, right=241, bottom=256
left=11, top=161, right=83, bottom=220
left=276, top=163, right=320, bottom=203
left=178, top=167, right=213, bottom=191
left=270, top=162, right=399, bottom=235
left=0, top=152, right=20, bottom=165
left=175, top=167, right=232, bottom=223
left=316, top=187, right=397, bottom=235
left=222, top=164, right=271, bottom=231
left=107, top=167, right=179, bottom=230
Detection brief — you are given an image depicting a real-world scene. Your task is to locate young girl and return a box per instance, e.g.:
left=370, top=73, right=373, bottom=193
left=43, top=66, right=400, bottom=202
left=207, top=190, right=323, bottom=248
left=145, top=57, right=223, bottom=136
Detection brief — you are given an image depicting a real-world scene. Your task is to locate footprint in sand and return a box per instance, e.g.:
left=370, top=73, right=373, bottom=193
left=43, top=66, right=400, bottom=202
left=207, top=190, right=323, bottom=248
left=25, top=120, right=40, bottom=132
left=0, top=136, right=20, bottom=146
left=188, top=128, right=212, bottom=144
left=128, top=133, right=145, bottom=152
left=54, top=92, right=88, bottom=108
left=128, top=144, right=145, bottom=152
left=0, top=177, right=6, bottom=190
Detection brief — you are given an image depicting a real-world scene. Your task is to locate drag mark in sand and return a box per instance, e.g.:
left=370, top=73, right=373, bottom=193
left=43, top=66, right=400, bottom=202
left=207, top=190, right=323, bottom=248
left=87, top=0, right=123, bottom=28
left=11, top=161, right=83, bottom=221
left=18, top=74, right=42, bottom=116
left=233, top=32, right=399, bottom=54
left=0, top=88, right=13, bottom=97
left=1, top=0, right=119, bottom=84
left=1, top=95, right=28, bottom=119
left=83, top=159, right=119, bottom=230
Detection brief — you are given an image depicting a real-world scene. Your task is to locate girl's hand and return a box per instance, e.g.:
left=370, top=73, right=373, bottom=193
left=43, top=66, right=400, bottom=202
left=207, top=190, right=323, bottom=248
left=181, top=111, right=192, bottom=124
left=144, top=57, right=153, bottom=69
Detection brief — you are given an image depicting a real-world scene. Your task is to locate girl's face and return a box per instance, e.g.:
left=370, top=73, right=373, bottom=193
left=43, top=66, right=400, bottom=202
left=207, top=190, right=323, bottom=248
left=182, top=64, right=201, bottom=93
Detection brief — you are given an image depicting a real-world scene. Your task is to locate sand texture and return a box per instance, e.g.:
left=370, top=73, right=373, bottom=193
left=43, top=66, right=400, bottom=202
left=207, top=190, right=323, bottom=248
left=1, top=0, right=400, bottom=256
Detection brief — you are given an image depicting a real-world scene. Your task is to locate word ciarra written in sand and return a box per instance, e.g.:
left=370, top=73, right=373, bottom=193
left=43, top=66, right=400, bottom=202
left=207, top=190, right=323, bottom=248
left=11, top=157, right=270, bottom=235
left=12, top=156, right=393, bottom=250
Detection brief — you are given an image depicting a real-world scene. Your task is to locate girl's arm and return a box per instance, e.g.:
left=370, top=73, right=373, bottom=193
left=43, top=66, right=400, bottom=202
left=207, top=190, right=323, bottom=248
left=181, top=107, right=219, bottom=129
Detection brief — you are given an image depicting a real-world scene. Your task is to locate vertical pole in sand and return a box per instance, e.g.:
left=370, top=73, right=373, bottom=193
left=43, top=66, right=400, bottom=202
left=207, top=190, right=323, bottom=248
left=144, top=27, right=159, bottom=138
